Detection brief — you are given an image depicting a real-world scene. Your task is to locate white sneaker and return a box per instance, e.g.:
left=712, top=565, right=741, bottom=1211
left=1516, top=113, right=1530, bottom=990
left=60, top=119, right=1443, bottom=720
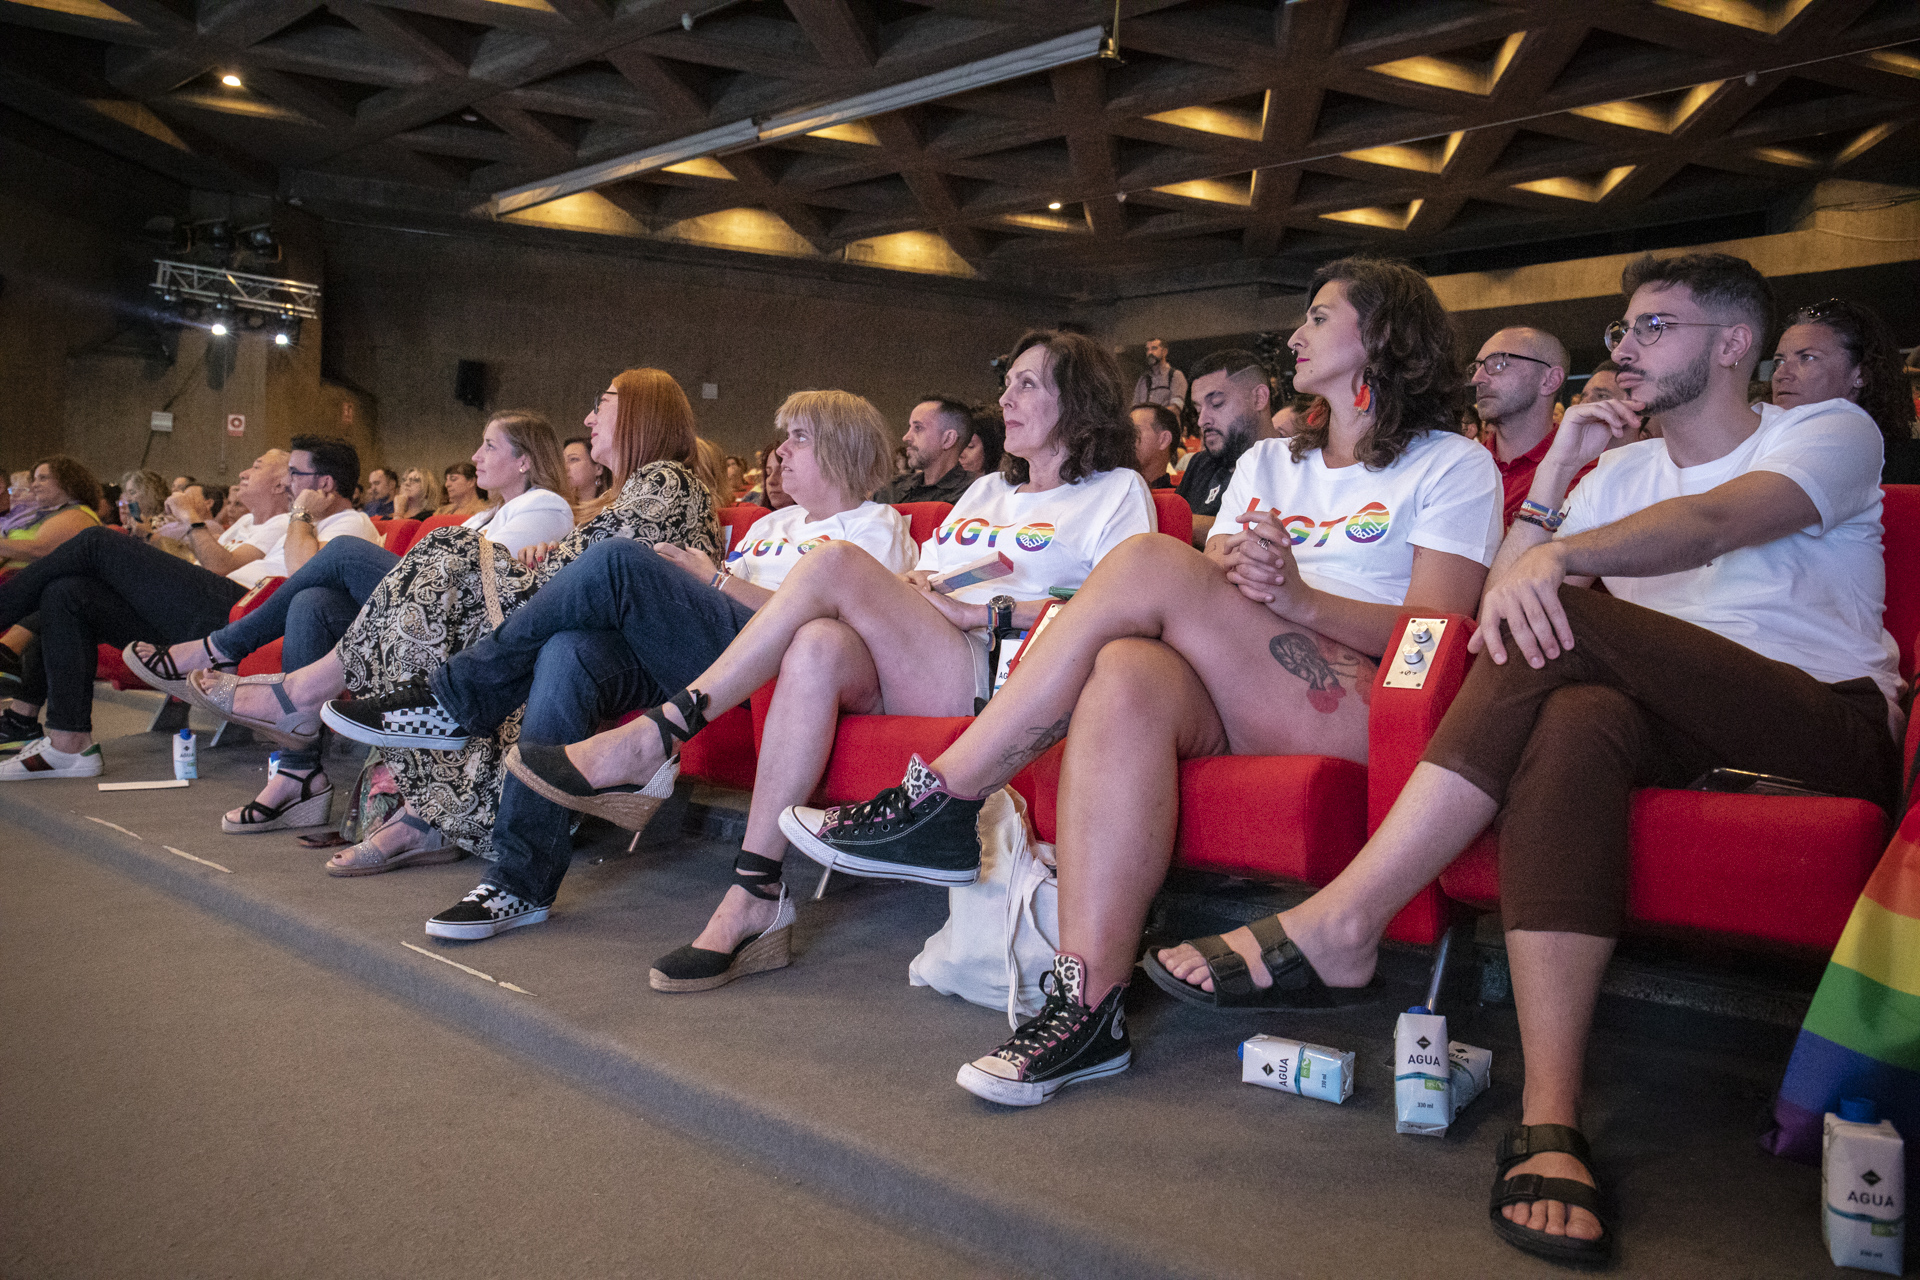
left=0, top=738, right=104, bottom=780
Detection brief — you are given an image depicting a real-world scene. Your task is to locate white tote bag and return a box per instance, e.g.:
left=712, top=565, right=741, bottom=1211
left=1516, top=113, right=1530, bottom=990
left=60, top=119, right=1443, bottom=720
left=909, top=787, right=1060, bottom=1027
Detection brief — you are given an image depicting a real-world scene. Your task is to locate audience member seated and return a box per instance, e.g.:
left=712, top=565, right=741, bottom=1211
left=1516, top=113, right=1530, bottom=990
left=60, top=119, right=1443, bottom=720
left=0, top=470, right=40, bottom=535
left=959, top=406, right=1004, bottom=477
left=1176, top=350, right=1269, bottom=547
left=0, top=444, right=323, bottom=778
left=182, top=369, right=718, bottom=874
left=1148, top=256, right=1898, bottom=1266
left=1769, top=298, right=1919, bottom=485
left=116, top=469, right=192, bottom=559
left=503, top=330, right=1152, bottom=992
left=361, top=467, right=398, bottom=518
left=1470, top=327, right=1595, bottom=525
left=1130, top=403, right=1178, bottom=488
left=741, top=438, right=794, bottom=511
left=878, top=397, right=976, bottom=504
left=439, top=462, right=488, bottom=518
left=395, top=467, right=439, bottom=520
left=562, top=435, right=609, bottom=503
left=128, top=413, right=575, bottom=834
left=1268, top=394, right=1325, bottom=440
left=781, top=259, right=1499, bottom=1113
left=0, top=456, right=104, bottom=729
left=170, top=474, right=195, bottom=494
left=693, top=438, right=730, bottom=507
left=3, top=456, right=102, bottom=570
left=1573, top=360, right=1653, bottom=450
left=326, top=390, right=914, bottom=944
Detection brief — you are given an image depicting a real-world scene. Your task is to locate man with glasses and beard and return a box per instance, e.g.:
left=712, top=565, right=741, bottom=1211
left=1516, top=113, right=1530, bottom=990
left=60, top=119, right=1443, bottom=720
left=1175, top=349, right=1270, bottom=547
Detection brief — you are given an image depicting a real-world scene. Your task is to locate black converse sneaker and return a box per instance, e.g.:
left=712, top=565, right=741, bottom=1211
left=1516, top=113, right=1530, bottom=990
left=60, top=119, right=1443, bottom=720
left=0, top=707, right=42, bottom=756
left=957, top=953, right=1131, bottom=1107
left=322, top=681, right=470, bottom=750
left=778, top=754, right=984, bottom=886
left=425, top=884, right=549, bottom=940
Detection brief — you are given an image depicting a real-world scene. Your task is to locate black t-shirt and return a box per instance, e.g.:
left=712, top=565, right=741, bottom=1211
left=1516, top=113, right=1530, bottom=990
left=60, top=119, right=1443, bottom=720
left=1148, top=472, right=1173, bottom=490
left=1176, top=449, right=1242, bottom=517
left=878, top=466, right=976, bottom=505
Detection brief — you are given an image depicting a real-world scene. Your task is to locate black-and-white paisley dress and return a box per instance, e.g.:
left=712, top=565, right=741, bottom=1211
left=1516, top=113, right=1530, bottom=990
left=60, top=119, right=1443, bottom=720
left=336, top=462, right=719, bottom=856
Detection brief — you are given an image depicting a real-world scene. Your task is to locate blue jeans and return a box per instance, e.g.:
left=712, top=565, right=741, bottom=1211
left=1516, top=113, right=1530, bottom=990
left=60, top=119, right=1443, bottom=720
left=209, top=535, right=399, bottom=671
left=0, top=526, right=246, bottom=732
left=429, top=539, right=755, bottom=904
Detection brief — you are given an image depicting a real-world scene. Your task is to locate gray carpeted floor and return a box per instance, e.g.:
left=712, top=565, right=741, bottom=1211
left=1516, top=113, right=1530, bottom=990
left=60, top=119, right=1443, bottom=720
left=0, top=706, right=1848, bottom=1279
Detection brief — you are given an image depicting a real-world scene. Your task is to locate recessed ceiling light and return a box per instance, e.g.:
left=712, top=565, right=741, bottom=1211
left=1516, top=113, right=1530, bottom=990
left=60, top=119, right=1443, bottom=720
left=1048, top=201, right=1063, bottom=210
left=221, top=73, right=242, bottom=87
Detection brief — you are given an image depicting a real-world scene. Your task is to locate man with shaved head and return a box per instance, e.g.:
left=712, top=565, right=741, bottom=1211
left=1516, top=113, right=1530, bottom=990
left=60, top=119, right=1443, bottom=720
left=1469, top=326, right=1591, bottom=525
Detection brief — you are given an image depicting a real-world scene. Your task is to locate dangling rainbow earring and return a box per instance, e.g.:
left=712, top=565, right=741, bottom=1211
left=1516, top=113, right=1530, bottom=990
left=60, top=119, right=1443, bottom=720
left=1353, top=370, right=1374, bottom=413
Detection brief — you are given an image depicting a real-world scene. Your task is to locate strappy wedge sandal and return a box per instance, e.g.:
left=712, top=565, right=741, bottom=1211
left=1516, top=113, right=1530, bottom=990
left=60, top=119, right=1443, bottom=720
left=504, top=688, right=705, bottom=832
left=1141, top=913, right=1383, bottom=1011
left=124, top=638, right=237, bottom=700
left=221, top=763, right=334, bottom=833
left=325, top=810, right=465, bottom=877
left=182, top=669, right=320, bottom=749
left=1489, top=1123, right=1614, bottom=1265
left=648, top=885, right=796, bottom=992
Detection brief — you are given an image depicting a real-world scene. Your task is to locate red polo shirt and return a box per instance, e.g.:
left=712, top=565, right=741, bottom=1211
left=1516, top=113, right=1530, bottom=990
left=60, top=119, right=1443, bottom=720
left=1485, top=426, right=1594, bottom=526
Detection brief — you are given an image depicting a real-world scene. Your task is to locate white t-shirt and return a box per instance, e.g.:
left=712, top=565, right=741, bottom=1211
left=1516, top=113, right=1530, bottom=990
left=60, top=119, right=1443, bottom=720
left=228, top=508, right=380, bottom=588
left=725, top=500, right=917, bottom=590
left=218, top=513, right=285, bottom=588
left=917, top=468, right=1157, bottom=608
left=464, top=487, right=575, bottom=555
left=1559, top=397, right=1900, bottom=703
left=1213, top=431, right=1504, bottom=608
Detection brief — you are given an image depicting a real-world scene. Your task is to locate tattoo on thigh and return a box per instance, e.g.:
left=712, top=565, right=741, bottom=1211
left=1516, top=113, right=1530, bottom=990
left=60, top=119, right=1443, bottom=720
left=1268, top=632, right=1377, bottom=714
left=994, top=714, right=1070, bottom=778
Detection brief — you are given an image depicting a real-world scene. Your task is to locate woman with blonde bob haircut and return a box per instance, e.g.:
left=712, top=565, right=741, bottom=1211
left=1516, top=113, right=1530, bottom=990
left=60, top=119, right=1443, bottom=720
left=182, top=368, right=719, bottom=872
left=319, top=387, right=917, bottom=943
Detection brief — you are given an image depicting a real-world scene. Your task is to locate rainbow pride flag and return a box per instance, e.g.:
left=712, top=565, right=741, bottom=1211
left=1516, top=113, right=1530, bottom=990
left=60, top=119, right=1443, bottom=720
left=1763, top=808, right=1920, bottom=1186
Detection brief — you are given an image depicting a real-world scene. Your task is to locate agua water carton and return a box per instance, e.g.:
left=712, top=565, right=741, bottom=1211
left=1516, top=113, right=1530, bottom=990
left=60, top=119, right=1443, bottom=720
left=1395, top=1006, right=1453, bottom=1136
left=1823, top=1098, right=1904, bottom=1275
left=1448, top=1041, right=1492, bottom=1115
left=1239, top=1035, right=1353, bottom=1104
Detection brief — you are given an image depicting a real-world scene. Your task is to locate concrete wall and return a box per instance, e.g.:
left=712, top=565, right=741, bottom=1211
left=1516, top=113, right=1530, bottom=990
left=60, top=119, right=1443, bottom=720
left=0, top=122, right=185, bottom=478
left=318, top=223, right=1058, bottom=471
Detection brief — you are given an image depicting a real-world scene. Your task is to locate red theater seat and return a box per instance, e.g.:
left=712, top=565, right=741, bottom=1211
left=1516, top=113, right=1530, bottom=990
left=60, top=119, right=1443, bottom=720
left=1151, top=490, right=1192, bottom=545
left=381, top=518, right=423, bottom=555
left=893, top=502, right=951, bottom=547
left=1439, top=483, right=1920, bottom=955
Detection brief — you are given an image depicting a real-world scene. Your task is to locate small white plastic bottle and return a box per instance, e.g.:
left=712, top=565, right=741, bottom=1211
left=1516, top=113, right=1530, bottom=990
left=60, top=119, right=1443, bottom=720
left=172, top=728, right=197, bottom=781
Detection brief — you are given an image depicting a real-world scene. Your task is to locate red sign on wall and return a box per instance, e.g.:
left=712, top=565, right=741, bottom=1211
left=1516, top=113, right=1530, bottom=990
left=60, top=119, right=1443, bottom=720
left=227, top=413, right=246, bottom=437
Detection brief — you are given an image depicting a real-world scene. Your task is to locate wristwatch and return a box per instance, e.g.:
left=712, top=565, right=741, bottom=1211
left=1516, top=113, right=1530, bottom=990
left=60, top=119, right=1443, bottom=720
left=290, top=509, right=315, bottom=525
left=988, top=594, right=1015, bottom=637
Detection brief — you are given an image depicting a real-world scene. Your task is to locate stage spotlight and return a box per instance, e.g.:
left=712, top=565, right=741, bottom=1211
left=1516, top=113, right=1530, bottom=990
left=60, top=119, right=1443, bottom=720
left=240, top=225, right=276, bottom=253
left=241, top=309, right=267, bottom=330
left=274, top=332, right=290, bottom=346
left=206, top=221, right=233, bottom=252
left=210, top=321, right=229, bottom=336
left=271, top=316, right=301, bottom=348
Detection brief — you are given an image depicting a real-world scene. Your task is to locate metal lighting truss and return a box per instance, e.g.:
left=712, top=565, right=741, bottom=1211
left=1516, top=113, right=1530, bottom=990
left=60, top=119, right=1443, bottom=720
left=490, top=26, right=1105, bottom=216
left=150, top=259, right=321, bottom=318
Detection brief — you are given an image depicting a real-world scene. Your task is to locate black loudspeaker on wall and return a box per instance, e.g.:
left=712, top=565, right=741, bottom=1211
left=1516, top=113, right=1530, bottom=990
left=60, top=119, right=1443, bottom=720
left=454, top=359, right=487, bottom=408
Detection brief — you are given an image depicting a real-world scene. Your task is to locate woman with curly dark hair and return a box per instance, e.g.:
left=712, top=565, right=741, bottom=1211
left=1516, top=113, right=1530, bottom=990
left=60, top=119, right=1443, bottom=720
left=1770, top=298, right=1920, bottom=483
left=783, top=258, right=1503, bottom=1105
left=510, top=330, right=1152, bottom=988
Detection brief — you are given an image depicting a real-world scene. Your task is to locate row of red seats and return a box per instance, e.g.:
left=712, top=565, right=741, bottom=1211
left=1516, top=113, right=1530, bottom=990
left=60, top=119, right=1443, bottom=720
left=690, top=486, right=1920, bottom=963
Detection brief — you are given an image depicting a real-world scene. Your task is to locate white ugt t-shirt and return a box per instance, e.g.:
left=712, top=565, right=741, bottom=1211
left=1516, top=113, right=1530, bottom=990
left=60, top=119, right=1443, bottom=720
left=727, top=500, right=916, bottom=590
left=1558, top=397, right=1901, bottom=704
left=1213, top=431, right=1504, bottom=608
left=916, top=468, right=1156, bottom=610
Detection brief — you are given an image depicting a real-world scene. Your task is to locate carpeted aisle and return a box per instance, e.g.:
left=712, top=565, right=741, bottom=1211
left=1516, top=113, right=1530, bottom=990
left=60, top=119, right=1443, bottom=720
left=0, top=722, right=1846, bottom=1279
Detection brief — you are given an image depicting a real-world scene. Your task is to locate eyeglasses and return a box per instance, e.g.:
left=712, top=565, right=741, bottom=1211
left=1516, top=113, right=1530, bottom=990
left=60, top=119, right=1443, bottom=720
left=1604, top=314, right=1727, bottom=351
left=1467, top=352, right=1551, bottom=377
left=286, top=467, right=318, bottom=478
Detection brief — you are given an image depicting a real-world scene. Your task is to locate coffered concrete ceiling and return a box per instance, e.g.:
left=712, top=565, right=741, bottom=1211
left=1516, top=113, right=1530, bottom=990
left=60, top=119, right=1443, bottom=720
left=3, top=0, right=1917, bottom=294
